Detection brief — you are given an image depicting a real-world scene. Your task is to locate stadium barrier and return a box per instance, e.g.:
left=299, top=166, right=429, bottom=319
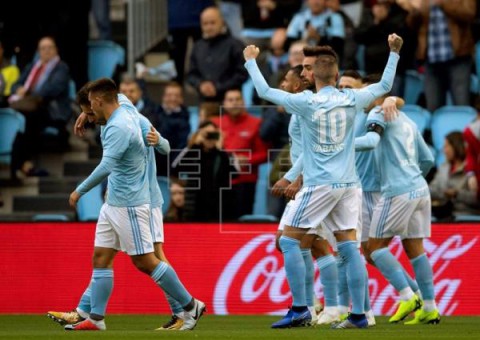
left=0, top=223, right=478, bottom=315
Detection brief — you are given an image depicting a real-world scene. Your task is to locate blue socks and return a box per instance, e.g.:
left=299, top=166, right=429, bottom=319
left=403, top=268, right=420, bottom=293
left=411, top=254, right=435, bottom=301
left=279, top=236, right=306, bottom=307
left=301, top=249, right=314, bottom=307
left=77, top=283, right=92, bottom=314
left=371, top=247, right=410, bottom=293
left=337, top=241, right=366, bottom=315
left=363, top=270, right=371, bottom=312
left=151, top=262, right=192, bottom=308
left=90, top=268, right=113, bottom=317
left=165, top=292, right=184, bottom=315
left=316, top=254, right=338, bottom=308
left=336, top=255, right=350, bottom=311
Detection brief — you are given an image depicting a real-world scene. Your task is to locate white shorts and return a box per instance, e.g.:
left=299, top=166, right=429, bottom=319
left=361, top=191, right=381, bottom=243
left=95, top=203, right=154, bottom=255
left=150, top=206, right=164, bottom=243
left=369, top=187, right=431, bottom=239
left=283, top=184, right=359, bottom=233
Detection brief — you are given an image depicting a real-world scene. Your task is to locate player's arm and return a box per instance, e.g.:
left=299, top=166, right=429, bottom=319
left=355, top=111, right=385, bottom=151
left=415, top=130, right=434, bottom=178
left=284, top=153, right=303, bottom=183
left=354, top=34, right=402, bottom=110
left=243, top=45, right=308, bottom=116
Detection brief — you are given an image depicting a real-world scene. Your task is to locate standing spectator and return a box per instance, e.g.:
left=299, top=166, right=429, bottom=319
left=186, top=7, right=248, bottom=103
left=0, top=39, right=20, bottom=106
left=285, top=0, right=345, bottom=60
left=219, top=0, right=244, bottom=39
left=429, top=131, right=479, bottom=219
left=10, top=36, right=71, bottom=178
left=212, top=89, right=269, bottom=219
left=464, top=95, right=480, bottom=197
left=168, top=0, right=214, bottom=84
left=400, top=0, right=476, bottom=112
left=171, top=121, right=238, bottom=221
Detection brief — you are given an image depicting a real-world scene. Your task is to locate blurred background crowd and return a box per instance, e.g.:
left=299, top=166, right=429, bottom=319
left=0, top=0, right=479, bottom=223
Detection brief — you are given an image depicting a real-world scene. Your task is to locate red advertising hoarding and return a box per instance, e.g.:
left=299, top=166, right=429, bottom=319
left=0, top=223, right=478, bottom=315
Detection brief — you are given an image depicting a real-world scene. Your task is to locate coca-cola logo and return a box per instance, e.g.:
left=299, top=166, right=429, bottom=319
left=214, top=233, right=477, bottom=315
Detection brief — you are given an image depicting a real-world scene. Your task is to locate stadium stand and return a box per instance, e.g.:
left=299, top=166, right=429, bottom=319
left=0, top=108, right=25, bottom=165
left=402, top=104, right=431, bottom=134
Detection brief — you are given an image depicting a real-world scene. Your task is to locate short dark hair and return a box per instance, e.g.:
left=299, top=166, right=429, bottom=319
left=76, top=81, right=93, bottom=106
left=198, top=120, right=218, bottom=130
left=341, top=69, right=362, bottom=80
left=289, top=64, right=304, bottom=79
left=303, top=45, right=339, bottom=63
left=362, top=73, right=382, bottom=85
left=88, top=78, right=118, bottom=103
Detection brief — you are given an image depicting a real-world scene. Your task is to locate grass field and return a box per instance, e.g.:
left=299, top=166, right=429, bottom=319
left=0, top=315, right=479, bottom=339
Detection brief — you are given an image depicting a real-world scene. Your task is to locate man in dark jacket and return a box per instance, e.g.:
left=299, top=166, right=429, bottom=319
left=187, top=6, right=248, bottom=103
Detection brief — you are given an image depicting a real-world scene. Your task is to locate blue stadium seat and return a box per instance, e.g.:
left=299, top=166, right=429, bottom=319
left=455, top=214, right=480, bottom=222
left=431, top=105, right=477, bottom=166
left=247, top=106, right=264, bottom=118
left=402, top=104, right=431, bottom=134
left=242, top=78, right=255, bottom=107
left=88, top=40, right=125, bottom=81
left=77, top=183, right=104, bottom=221
left=0, top=108, right=25, bottom=164
left=68, top=79, right=77, bottom=101
left=404, top=69, right=424, bottom=105
left=187, top=106, right=199, bottom=136
left=476, top=41, right=480, bottom=81
left=253, top=162, right=272, bottom=216
left=239, top=214, right=278, bottom=222
left=355, top=44, right=365, bottom=72
left=157, top=176, right=170, bottom=215
left=32, top=214, right=69, bottom=222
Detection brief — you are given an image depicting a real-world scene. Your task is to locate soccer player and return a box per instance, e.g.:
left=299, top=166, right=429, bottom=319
left=57, top=79, right=205, bottom=331
left=244, top=33, right=403, bottom=329
left=355, top=88, right=440, bottom=325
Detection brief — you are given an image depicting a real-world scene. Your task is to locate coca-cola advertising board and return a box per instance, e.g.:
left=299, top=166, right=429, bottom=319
left=0, top=222, right=478, bottom=315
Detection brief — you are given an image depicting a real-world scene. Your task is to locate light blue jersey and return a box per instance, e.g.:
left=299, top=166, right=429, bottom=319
left=77, top=104, right=150, bottom=207
left=245, top=52, right=399, bottom=187
left=354, top=111, right=380, bottom=192
left=118, top=94, right=170, bottom=208
left=364, top=109, right=434, bottom=197
left=284, top=114, right=303, bottom=182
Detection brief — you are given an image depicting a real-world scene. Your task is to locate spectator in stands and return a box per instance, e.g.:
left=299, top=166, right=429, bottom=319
left=0, top=39, right=20, bottom=107
left=211, top=89, right=269, bottom=219
left=464, top=95, right=480, bottom=197
left=199, top=101, right=221, bottom=124
left=171, top=121, right=238, bottom=221
left=168, top=0, right=214, bottom=84
left=400, top=0, right=476, bottom=112
left=429, top=131, right=479, bottom=220
left=285, top=0, right=345, bottom=60
left=164, top=178, right=187, bottom=222
left=325, top=0, right=357, bottom=69
left=119, top=77, right=161, bottom=122
left=9, top=36, right=71, bottom=178
left=219, top=0, right=243, bottom=39
left=186, top=6, right=248, bottom=103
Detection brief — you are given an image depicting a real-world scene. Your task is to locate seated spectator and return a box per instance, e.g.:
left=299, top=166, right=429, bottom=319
left=171, top=121, right=238, bottom=221
left=199, top=101, right=221, bottom=124
left=0, top=39, right=20, bottom=107
left=119, top=77, right=161, bottom=122
left=464, top=95, right=480, bottom=197
left=186, top=6, right=248, bottom=103
left=429, top=131, right=479, bottom=220
left=285, top=0, right=345, bottom=60
left=9, top=36, right=71, bottom=178
left=211, top=89, right=269, bottom=219
left=164, top=178, right=187, bottom=222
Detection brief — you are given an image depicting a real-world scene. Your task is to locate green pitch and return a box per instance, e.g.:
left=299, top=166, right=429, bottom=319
left=0, top=315, right=479, bottom=339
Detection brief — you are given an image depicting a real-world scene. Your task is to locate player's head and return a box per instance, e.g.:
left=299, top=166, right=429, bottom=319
left=302, top=46, right=338, bottom=89
left=88, top=78, right=119, bottom=125
left=76, top=81, right=97, bottom=124
left=312, top=46, right=339, bottom=85
left=444, top=131, right=466, bottom=163
left=222, top=88, right=244, bottom=117
left=200, top=7, right=226, bottom=39
left=280, top=65, right=305, bottom=93
left=119, top=77, right=142, bottom=105
left=338, top=69, right=363, bottom=90
left=362, top=73, right=388, bottom=112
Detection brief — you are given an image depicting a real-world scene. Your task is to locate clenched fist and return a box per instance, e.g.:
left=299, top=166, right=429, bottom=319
left=243, top=45, right=260, bottom=61
left=388, top=33, right=403, bottom=54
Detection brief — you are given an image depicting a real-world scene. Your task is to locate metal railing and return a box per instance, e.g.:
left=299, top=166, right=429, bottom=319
left=126, top=0, right=168, bottom=75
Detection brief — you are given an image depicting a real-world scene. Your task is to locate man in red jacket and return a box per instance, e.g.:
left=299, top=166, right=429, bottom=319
left=463, top=96, right=480, bottom=197
left=212, top=88, right=269, bottom=219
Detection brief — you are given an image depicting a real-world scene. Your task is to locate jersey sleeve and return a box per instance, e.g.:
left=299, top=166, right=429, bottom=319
left=284, top=153, right=303, bottom=182
left=366, top=109, right=387, bottom=129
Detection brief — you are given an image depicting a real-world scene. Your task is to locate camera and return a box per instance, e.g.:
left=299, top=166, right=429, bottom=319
left=205, top=131, right=220, bottom=140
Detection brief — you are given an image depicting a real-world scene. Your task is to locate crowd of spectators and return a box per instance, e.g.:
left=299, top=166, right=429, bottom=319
left=1, top=0, right=479, bottom=221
